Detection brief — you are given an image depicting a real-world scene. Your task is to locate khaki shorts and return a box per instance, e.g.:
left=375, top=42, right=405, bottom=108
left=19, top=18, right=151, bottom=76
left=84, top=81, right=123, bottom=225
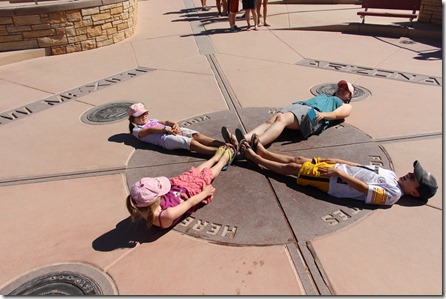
left=296, top=158, right=334, bottom=193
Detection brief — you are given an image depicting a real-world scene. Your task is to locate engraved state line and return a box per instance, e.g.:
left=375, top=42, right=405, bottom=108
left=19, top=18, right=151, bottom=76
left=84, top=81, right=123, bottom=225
left=296, top=59, right=441, bottom=86
left=0, top=67, right=155, bottom=127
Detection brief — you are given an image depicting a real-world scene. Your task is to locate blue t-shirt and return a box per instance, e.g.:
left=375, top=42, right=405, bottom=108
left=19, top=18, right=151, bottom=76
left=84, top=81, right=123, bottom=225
left=293, top=94, right=344, bottom=129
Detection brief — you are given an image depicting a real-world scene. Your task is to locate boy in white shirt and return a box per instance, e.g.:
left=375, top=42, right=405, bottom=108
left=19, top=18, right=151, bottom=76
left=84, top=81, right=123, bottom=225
left=240, top=139, right=438, bottom=205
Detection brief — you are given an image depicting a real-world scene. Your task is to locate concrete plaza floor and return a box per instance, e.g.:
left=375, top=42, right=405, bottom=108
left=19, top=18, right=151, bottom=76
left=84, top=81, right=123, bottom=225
left=0, top=0, right=442, bottom=295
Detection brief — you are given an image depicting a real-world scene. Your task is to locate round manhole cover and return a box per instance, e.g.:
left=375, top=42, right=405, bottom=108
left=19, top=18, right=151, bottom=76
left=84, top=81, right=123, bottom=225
left=0, top=263, right=118, bottom=295
left=310, top=82, right=371, bottom=101
left=81, top=102, right=134, bottom=125
left=126, top=108, right=390, bottom=246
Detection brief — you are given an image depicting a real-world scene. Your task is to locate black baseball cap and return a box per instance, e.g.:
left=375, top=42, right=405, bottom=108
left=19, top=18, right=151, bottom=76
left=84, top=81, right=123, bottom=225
left=413, top=160, right=438, bottom=201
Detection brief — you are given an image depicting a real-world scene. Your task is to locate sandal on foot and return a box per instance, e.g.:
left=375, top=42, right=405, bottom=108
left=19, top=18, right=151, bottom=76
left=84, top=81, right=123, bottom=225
left=221, top=126, right=237, bottom=147
left=235, top=128, right=246, bottom=145
left=239, top=140, right=258, bottom=167
left=250, top=133, right=259, bottom=153
left=216, top=145, right=226, bottom=157
left=222, top=144, right=237, bottom=171
left=239, top=140, right=251, bottom=156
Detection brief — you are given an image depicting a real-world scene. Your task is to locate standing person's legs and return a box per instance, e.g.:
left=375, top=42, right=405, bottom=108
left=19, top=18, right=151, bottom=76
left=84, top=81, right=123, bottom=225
left=262, top=0, right=269, bottom=25
left=216, top=0, right=222, bottom=14
left=255, top=0, right=261, bottom=25
left=201, top=0, right=208, bottom=10
left=227, top=0, right=238, bottom=29
left=245, top=8, right=251, bottom=28
left=251, top=8, right=258, bottom=29
left=222, top=0, right=228, bottom=14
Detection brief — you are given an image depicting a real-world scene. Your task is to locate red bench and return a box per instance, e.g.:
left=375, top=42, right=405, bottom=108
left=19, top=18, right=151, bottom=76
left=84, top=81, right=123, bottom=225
left=357, top=0, right=422, bottom=26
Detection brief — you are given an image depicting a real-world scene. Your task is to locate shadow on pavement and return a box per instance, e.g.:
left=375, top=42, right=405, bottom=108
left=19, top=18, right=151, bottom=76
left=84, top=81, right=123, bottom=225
left=108, top=133, right=209, bottom=160
left=92, top=217, right=172, bottom=252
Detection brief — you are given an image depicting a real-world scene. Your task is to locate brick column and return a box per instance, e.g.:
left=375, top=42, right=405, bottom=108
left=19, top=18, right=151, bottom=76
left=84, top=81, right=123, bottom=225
left=418, top=0, right=442, bottom=25
left=0, top=0, right=138, bottom=54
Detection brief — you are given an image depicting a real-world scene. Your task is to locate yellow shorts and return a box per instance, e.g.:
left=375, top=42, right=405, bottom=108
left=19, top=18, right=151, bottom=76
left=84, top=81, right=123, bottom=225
left=296, top=158, right=335, bottom=193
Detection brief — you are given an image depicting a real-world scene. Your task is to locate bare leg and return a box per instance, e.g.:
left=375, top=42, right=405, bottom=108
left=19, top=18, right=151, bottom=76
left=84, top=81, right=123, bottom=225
left=243, top=142, right=301, bottom=176
left=196, top=146, right=226, bottom=171
left=246, top=112, right=299, bottom=146
left=229, top=12, right=236, bottom=27
left=216, top=0, right=221, bottom=13
left=190, top=140, right=220, bottom=155
left=244, top=112, right=285, bottom=140
left=222, top=0, right=228, bottom=13
left=252, top=9, right=258, bottom=29
left=263, top=0, right=269, bottom=25
left=209, top=147, right=233, bottom=178
left=256, top=0, right=261, bottom=24
left=245, top=9, right=251, bottom=28
left=255, top=141, right=311, bottom=164
left=192, top=133, right=226, bottom=148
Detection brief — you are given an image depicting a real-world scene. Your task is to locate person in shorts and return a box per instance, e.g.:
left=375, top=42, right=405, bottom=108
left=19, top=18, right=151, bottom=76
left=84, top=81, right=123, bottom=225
left=226, top=80, right=354, bottom=149
left=227, top=0, right=241, bottom=31
left=239, top=138, right=438, bottom=206
left=128, top=103, right=229, bottom=155
left=242, top=0, right=258, bottom=30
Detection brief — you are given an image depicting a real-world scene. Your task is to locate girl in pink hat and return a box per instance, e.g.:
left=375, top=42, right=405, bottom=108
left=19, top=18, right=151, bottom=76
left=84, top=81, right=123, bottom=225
left=126, top=144, right=236, bottom=229
left=128, top=103, right=228, bottom=156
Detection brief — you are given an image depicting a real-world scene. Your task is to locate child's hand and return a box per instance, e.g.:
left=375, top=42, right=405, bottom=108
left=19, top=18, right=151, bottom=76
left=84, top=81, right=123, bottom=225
left=202, top=184, right=215, bottom=197
left=318, top=166, right=338, bottom=177
left=165, top=127, right=176, bottom=135
left=201, top=185, right=215, bottom=204
left=172, top=123, right=181, bottom=134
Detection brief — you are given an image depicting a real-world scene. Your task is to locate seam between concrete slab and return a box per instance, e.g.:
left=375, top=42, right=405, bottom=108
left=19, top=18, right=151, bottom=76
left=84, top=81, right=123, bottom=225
left=0, top=167, right=126, bottom=187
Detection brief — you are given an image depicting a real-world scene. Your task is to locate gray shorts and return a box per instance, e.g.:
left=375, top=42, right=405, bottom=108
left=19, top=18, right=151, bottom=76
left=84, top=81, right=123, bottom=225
left=280, top=103, right=323, bottom=139
left=279, top=103, right=311, bottom=125
left=163, top=127, right=198, bottom=150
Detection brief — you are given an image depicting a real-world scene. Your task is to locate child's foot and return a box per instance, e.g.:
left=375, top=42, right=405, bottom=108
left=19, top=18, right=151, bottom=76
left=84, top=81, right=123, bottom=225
left=240, top=140, right=258, bottom=166
left=264, top=22, right=270, bottom=26
left=221, top=126, right=239, bottom=148
left=250, top=133, right=260, bottom=153
left=215, top=145, right=227, bottom=159
left=222, top=144, right=237, bottom=171
left=246, top=25, right=251, bottom=30
left=253, top=26, right=258, bottom=30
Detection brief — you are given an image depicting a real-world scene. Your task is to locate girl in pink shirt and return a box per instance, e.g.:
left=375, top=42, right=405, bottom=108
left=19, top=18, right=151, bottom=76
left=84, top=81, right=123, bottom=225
left=128, top=103, right=228, bottom=155
left=126, top=144, right=236, bottom=229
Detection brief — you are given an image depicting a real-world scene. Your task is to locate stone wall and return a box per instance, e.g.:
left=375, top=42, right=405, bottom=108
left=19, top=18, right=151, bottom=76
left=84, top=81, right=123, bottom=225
left=418, top=0, right=442, bottom=25
left=0, top=0, right=137, bottom=55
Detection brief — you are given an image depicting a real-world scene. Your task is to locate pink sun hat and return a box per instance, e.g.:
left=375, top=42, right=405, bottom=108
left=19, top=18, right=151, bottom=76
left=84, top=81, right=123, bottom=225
left=130, top=177, right=171, bottom=207
left=128, top=103, right=148, bottom=117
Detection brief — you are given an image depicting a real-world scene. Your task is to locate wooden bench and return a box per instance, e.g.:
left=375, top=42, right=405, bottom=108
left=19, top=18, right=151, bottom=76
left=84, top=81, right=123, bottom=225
left=357, top=0, right=422, bottom=26
left=9, top=0, right=74, bottom=4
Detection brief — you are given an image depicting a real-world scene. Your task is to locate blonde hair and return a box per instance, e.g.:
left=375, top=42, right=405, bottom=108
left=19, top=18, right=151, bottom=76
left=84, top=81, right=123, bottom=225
left=126, top=195, right=161, bottom=229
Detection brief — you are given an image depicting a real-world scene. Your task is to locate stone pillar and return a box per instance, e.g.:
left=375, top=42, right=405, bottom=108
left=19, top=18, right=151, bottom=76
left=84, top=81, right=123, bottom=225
left=0, top=0, right=138, bottom=54
left=418, top=0, right=442, bottom=25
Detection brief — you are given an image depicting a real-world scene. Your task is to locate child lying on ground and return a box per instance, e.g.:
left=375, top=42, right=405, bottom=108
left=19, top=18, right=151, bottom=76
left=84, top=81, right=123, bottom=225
left=128, top=103, right=228, bottom=156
